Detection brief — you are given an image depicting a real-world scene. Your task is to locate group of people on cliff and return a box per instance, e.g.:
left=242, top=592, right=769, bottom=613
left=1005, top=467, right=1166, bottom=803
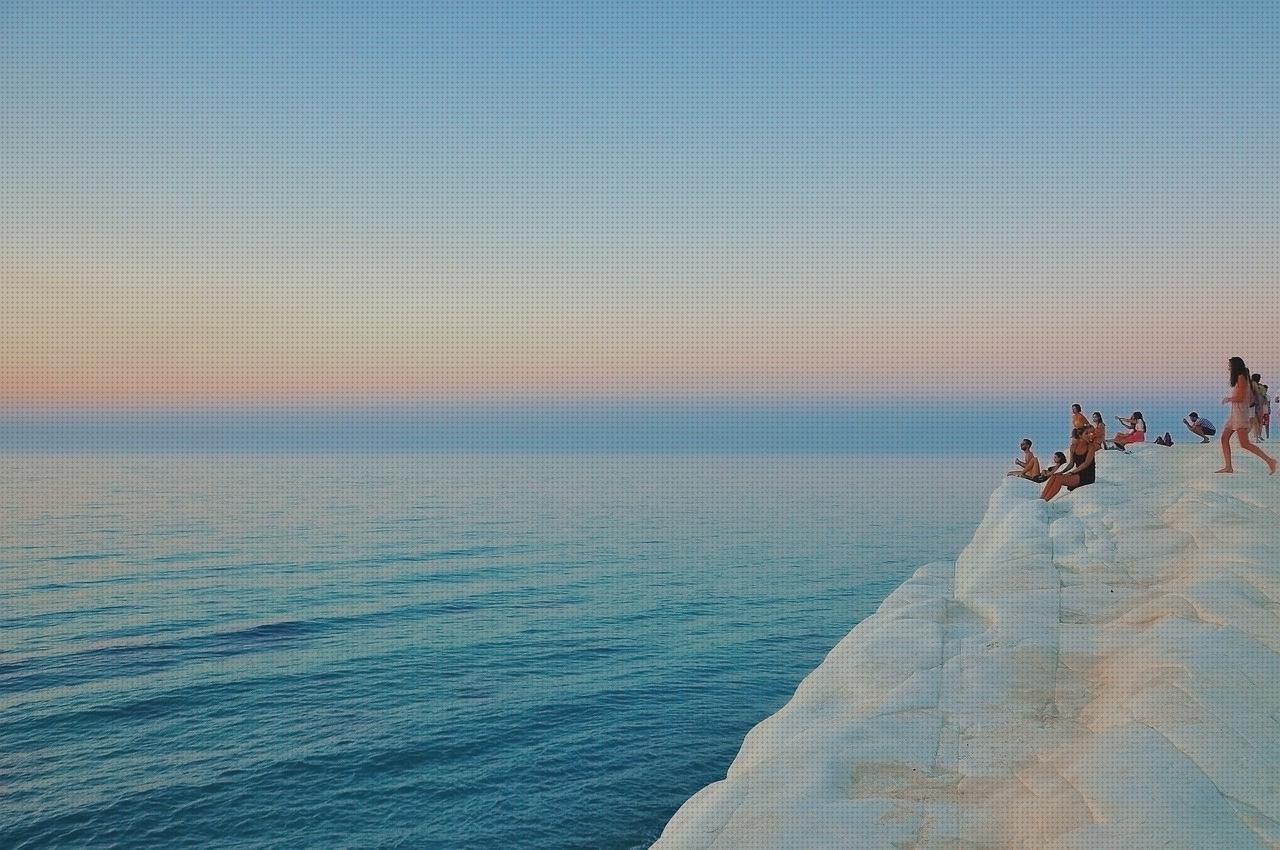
left=1007, top=357, right=1276, bottom=501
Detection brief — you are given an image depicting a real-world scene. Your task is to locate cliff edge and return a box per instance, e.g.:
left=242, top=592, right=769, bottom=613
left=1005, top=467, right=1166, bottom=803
left=654, top=445, right=1280, bottom=849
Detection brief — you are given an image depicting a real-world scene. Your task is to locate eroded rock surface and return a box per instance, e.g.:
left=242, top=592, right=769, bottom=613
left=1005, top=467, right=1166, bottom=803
left=653, top=445, right=1280, bottom=849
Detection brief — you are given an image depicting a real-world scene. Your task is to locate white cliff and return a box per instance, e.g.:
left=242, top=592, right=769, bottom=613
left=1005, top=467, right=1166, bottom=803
left=654, top=444, right=1280, bottom=849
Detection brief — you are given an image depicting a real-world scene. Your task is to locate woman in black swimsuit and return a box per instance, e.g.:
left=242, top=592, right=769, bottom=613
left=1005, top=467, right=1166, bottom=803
left=1041, top=426, right=1096, bottom=501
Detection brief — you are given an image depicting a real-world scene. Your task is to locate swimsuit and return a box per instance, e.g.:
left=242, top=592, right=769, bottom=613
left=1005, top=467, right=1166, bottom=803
left=1065, top=450, right=1095, bottom=491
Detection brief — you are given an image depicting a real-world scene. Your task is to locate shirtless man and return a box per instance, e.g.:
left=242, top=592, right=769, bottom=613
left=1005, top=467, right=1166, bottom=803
left=1007, top=439, right=1041, bottom=479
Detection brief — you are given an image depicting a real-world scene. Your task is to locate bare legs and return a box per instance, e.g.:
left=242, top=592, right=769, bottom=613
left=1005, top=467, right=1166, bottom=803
left=1238, top=429, right=1277, bottom=473
left=1040, top=472, right=1080, bottom=501
left=1217, top=427, right=1277, bottom=474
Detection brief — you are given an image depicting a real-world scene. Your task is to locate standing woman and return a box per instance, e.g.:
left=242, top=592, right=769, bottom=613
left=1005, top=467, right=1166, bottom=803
left=1218, top=357, right=1277, bottom=474
left=1041, top=426, right=1097, bottom=501
left=1248, top=373, right=1265, bottom=442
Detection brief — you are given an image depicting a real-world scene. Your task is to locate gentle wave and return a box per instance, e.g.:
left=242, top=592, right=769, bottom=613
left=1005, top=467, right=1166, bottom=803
left=1, top=454, right=995, bottom=849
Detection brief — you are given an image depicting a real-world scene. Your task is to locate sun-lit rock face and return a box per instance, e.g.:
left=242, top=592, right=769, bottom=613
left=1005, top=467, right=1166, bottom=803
left=653, top=445, right=1280, bottom=850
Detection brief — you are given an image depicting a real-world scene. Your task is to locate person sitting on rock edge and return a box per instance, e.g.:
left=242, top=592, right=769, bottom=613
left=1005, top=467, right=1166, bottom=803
left=1089, top=412, right=1107, bottom=452
left=1007, top=439, right=1041, bottom=479
left=1112, top=411, right=1147, bottom=449
left=1070, top=403, right=1089, bottom=433
left=1041, top=427, right=1096, bottom=501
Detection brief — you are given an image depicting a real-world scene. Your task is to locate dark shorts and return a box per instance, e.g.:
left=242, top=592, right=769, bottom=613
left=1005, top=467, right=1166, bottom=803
left=1202, top=426, right=1216, bottom=435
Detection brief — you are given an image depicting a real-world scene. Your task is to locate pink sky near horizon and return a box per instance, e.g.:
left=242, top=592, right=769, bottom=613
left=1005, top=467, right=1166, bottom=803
left=3, top=281, right=1275, bottom=409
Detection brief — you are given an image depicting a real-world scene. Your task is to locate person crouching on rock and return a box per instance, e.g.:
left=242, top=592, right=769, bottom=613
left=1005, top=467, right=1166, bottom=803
left=1007, top=439, right=1041, bottom=479
left=1041, top=427, right=1096, bottom=501
left=1183, top=412, right=1216, bottom=443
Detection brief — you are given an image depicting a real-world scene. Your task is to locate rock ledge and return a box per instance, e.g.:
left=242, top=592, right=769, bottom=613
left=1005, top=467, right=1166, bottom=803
left=654, top=445, right=1280, bottom=849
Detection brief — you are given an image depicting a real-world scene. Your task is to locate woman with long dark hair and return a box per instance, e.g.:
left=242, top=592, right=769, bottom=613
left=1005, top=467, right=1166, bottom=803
left=1112, top=411, right=1147, bottom=449
left=1090, top=412, right=1107, bottom=452
left=1218, top=357, right=1276, bottom=474
left=1041, top=426, right=1096, bottom=501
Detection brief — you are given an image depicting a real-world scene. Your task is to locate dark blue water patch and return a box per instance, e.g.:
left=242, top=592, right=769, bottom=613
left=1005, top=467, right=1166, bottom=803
left=352, top=544, right=523, bottom=566
left=0, top=605, right=136, bottom=631
left=0, top=620, right=333, bottom=693
left=148, top=551, right=237, bottom=564
left=1, top=454, right=997, bottom=850
left=44, top=553, right=125, bottom=562
left=2, top=776, right=272, bottom=850
left=4, top=584, right=605, bottom=693
left=9, top=687, right=219, bottom=733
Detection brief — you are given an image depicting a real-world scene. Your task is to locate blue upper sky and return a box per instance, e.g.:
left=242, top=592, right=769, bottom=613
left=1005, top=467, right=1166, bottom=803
left=7, top=0, right=1276, bottom=261
left=3, top=2, right=1278, bottom=451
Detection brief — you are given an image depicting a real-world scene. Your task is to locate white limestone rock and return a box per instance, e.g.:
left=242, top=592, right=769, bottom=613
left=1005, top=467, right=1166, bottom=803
left=653, top=445, right=1280, bottom=850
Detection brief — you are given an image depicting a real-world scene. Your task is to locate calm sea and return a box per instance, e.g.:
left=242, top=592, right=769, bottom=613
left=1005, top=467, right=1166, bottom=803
left=1, top=454, right=997, bottom=849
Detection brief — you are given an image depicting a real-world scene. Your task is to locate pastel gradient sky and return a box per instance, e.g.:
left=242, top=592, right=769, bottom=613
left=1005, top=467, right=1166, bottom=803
left=3, top=1, right=1278, bottom=447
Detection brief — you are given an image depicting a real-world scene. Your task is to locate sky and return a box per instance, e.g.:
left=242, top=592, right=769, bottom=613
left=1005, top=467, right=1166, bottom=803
left=3, top=1, right=1278, bottom=450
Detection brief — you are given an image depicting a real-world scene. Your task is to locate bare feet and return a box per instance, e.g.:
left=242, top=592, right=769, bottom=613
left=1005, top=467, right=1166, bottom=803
left=1269, top=459, right=1277, bottom=475
left=1216, top=467, right=1234, bottom=474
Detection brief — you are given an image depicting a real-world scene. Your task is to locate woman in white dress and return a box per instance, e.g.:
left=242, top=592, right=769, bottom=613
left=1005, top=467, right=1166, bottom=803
left=1218, top=357, right=1276, bottom=474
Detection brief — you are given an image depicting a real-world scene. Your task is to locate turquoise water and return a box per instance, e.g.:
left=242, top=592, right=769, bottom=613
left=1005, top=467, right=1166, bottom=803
left=1, top=454, right=995, bottom=849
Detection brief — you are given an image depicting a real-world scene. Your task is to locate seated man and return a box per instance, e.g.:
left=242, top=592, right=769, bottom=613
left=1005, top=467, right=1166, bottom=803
left=1007, top=439, right=1041, bottom=479
left=1183, top=412, right=1216, bottom=443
